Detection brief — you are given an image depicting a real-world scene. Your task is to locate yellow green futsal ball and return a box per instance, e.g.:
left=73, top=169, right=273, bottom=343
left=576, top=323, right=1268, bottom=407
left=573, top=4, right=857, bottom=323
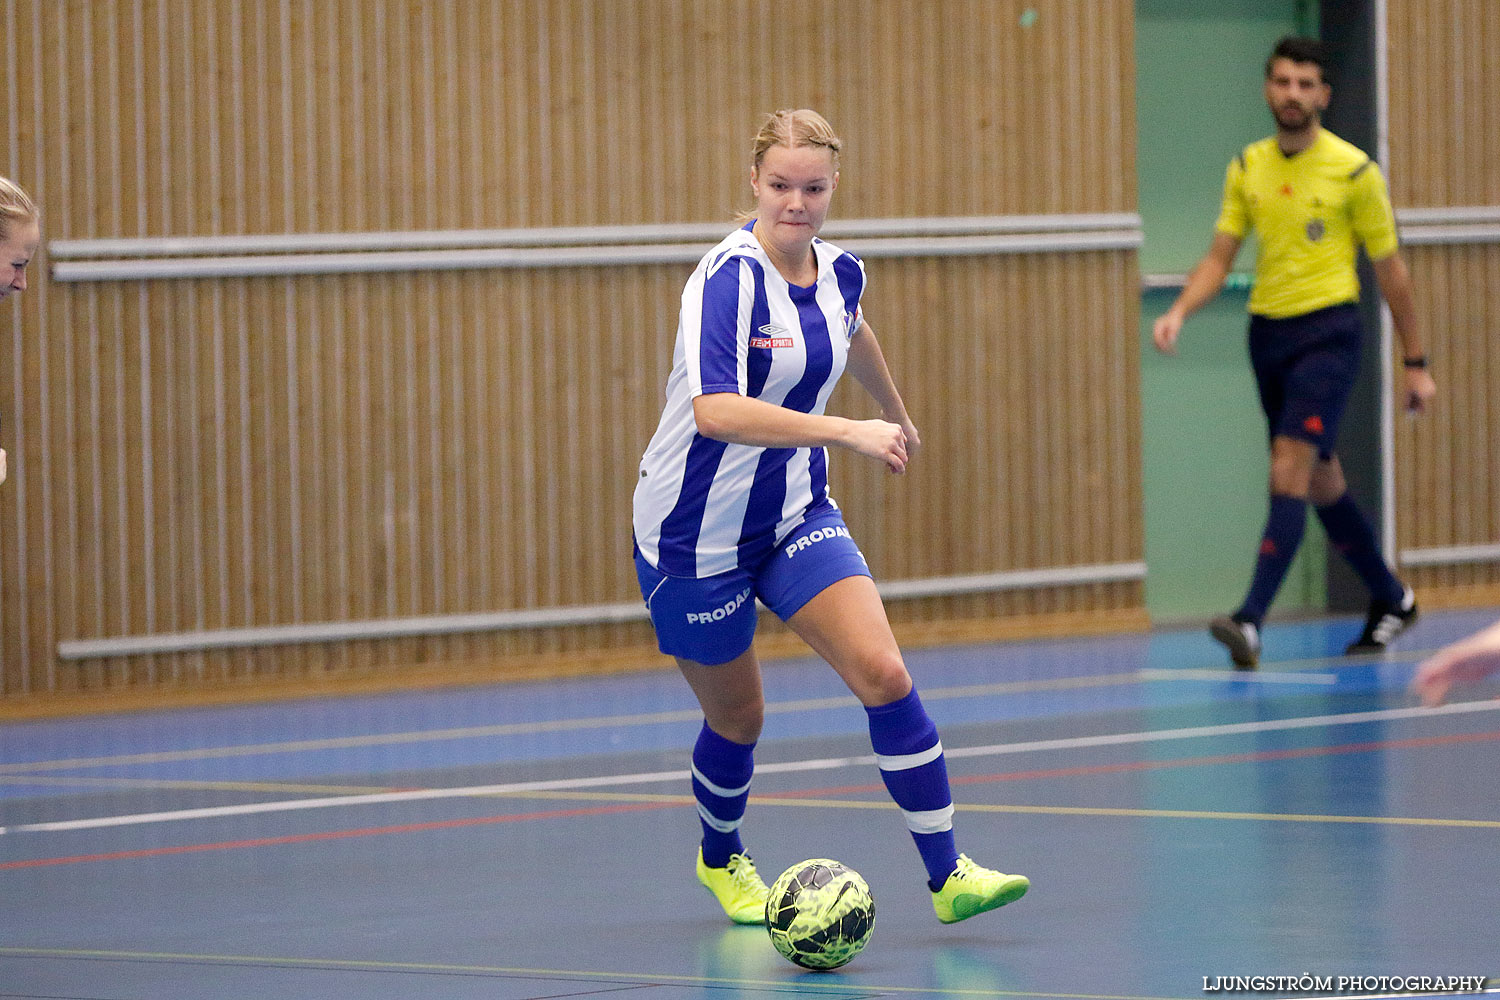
left=764, top=859, right=875, bottom=971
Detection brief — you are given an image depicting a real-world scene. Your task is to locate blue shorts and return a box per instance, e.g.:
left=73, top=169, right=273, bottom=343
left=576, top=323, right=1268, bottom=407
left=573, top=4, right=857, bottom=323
left=633, top=507, right=872, bottom=665
left=1248, top=303, right=1362, bottom=460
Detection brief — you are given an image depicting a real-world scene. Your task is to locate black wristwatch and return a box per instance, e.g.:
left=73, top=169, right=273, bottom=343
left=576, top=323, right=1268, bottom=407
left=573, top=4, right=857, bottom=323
left=1402, top=355, right=1428, bottom=370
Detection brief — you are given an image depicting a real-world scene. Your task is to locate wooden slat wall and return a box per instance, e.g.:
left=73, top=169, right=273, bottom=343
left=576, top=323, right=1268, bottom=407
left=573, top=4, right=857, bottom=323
left=832, top=252, right=1141, bottom=605
left=1385, top=0, right=1500, bottom=600
left=0, top=0, right=1140, bottom=705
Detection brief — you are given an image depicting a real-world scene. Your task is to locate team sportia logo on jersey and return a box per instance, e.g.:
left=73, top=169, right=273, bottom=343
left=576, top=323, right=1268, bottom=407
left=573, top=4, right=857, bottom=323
left=750, top=324, right=794, bottom=349
left=685, top=587, right=752, bottom=624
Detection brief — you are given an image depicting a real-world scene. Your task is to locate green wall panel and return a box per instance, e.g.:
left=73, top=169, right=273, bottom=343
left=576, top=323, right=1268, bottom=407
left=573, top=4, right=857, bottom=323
left=1136, top=0, right=1325, bottom=624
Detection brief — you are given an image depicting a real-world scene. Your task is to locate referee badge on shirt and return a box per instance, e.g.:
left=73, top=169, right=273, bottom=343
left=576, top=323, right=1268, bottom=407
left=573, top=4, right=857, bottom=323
left=1306, top=218, right=1326, bottom=242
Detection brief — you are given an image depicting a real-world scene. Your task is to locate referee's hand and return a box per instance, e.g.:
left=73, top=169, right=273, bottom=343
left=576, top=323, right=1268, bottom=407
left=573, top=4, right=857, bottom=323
left=1151, top=312, right=1184, bottom=354
left=1403, top=368, right=1436, bottom=414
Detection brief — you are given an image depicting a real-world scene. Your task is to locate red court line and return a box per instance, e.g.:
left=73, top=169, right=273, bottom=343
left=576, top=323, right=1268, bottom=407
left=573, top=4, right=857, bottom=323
left=6, top=729, right=1495, bottom=870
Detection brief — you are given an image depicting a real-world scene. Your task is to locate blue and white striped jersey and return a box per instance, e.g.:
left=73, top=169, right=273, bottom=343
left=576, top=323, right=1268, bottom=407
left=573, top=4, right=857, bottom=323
left=633, top=223, right=867, bottom=578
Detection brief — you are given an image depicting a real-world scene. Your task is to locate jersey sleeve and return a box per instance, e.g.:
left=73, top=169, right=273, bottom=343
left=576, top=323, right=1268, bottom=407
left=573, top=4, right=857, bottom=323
left=830, top=250, right=867, bottom=339
left=1349, top=160, right=1400, bottom=261
left=688, top=255, right=753, bottom=397
left=1213, top=155, right=1250, bottom=239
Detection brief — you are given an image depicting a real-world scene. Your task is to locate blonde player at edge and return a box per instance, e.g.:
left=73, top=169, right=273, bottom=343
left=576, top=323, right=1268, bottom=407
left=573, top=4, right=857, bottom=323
left=0, top=176, right=42, bottom=487
left=1411, top=619, right=1500, bottom=707
left=631, top=110, right=1029, bottom=926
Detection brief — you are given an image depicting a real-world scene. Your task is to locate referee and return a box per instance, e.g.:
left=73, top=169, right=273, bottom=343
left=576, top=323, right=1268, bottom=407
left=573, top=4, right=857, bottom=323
left=1152, top=37, right=1437, bottom=669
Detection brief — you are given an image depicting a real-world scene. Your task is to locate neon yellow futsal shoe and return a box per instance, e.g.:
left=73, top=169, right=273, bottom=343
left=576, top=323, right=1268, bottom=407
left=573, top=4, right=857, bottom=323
left=931, top=854, right=1030, bottom=924
left=696, top=848, right=770, bottom=925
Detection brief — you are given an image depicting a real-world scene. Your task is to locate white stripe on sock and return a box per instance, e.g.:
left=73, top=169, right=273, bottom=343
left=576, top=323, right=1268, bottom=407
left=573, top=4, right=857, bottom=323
left=902, top=803, right=955, bottom=834
left=695, top=802, right=744, bottom=833
left=691, top=762, right=751, bottom=799
left=875, top=741, right=943, bottom=772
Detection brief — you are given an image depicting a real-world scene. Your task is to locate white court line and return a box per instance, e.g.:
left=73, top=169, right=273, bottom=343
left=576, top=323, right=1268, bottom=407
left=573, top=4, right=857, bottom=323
left=0, top=674, right=1142, bottom=777
left=3, top=699, right=1496, bottom=836
left=1137, top=668, right=1338, bottom=685
left=943, top=699, right=1499, bottom=760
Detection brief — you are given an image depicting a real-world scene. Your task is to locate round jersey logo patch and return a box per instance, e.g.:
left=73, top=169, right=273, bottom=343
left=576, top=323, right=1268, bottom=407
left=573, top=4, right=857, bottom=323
left=1306, top=219, right=1326, bottom=242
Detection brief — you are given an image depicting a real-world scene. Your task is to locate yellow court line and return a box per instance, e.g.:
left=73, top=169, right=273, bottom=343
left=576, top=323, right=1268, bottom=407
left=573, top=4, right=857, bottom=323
left=0, top=946, right=1198, bottom=1000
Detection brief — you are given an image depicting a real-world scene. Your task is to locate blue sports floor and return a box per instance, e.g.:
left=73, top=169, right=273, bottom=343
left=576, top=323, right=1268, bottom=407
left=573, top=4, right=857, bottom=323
left=2, top=607, right=1498, bottom=999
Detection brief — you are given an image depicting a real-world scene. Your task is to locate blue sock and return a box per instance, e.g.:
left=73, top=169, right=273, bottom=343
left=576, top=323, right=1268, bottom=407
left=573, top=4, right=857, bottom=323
left=691, top=723, right=754, bottom=868
left=865, top=688, right=959, bottom=891
left=1315, top=493, right=1405, bottom=605
left=1236, top=493, right=1308, bottom=625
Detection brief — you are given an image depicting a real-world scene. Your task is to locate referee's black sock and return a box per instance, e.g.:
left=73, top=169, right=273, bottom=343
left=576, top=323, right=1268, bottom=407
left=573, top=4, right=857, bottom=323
left=1315, top=493, right=1405, bottom=606
left=1235, top=493, right=1308, bottom=625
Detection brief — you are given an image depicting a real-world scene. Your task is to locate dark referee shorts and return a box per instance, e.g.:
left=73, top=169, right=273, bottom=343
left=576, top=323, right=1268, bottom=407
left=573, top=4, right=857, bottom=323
left=1248, top=302, right=1363, bottom=460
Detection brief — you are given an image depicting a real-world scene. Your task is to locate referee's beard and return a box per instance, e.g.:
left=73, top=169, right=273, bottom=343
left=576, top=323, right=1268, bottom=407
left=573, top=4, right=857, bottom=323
left=1272, top=103, right=1318, bottom=134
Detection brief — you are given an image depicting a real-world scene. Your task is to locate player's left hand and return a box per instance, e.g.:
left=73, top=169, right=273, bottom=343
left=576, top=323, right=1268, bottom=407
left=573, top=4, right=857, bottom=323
left=846, top=418, right=909, bottom=474
left=1403, top=368, right=1436, bottom=414
left=898, top=419, right=921, bottom=461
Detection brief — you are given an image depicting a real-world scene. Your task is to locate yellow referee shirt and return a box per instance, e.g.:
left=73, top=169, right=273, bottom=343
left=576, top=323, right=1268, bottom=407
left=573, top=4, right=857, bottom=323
left=1215, top=129, right=1399, bottom=319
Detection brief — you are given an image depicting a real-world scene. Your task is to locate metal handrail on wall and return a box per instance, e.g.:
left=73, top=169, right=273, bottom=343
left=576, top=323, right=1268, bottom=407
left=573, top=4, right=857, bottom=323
left=57, top=561, right=1148, bottom=660
left=48, top=212, right=1145, bottom=259
left=53, top=213, right=1146, bottom=661
left=1389, top=205, right=1500, bottom=571
left=49, top=213, right=1144, bottom=282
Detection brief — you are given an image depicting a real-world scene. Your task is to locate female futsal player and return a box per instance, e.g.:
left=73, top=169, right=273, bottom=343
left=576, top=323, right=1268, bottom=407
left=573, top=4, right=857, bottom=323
left=631, top=109, right=1029, bottom=926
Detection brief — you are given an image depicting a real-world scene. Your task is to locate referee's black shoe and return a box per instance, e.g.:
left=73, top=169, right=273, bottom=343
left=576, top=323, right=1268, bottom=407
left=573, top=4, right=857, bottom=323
left=1210, top=615, right=1261, bottom=670
left=1345, top=586, right=1418, bottom=655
